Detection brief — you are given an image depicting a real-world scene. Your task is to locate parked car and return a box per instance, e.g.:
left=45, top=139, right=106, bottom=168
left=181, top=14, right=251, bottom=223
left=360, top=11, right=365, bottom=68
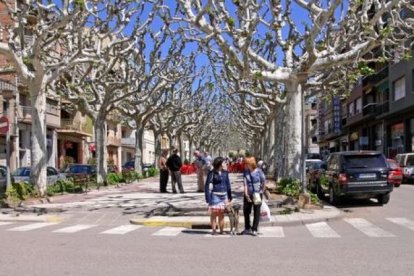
left=395, top=153, right=414, bottom=183
left=122, top=160, right=154, bottom=172
left=318, top=151, right=393, bottom=205
left=61, top=164, right=96, bottom=179
left=386, top=159, right=403, bottom=187
left=306, top=159, right=326, bottom=193
left=12, top=166, right=64, bottom=186
left=0, top=165, right=7, bottom=193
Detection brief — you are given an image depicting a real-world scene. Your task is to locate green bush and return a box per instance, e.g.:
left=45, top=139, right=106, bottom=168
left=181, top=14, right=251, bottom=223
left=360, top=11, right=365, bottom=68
left=278, top=178, right=301, bottom=198
left=46, top=179, right=77, bottom=196
left=6, top=182, right=35, bottom=201
left=147, top=167, right=159, bottom=177
left=309, top=192, right=320, bottom=205
left=122, top=170, right=142, bottom=183
left=107, top=173, right=124, bottom=185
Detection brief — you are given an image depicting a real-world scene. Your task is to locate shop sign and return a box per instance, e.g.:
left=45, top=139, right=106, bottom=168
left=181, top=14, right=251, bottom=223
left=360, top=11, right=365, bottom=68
left=350, top=132, right=359, bottom=141
left=332, top=97, right=342, bottom=134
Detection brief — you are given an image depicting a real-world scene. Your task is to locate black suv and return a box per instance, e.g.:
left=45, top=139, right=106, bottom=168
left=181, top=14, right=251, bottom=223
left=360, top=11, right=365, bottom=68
left=319, top=151, right=393, bottom=205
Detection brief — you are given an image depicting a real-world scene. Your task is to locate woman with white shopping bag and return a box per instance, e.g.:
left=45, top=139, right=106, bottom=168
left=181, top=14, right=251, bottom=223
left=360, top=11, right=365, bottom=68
left=241, top=156, right=266, bottom=236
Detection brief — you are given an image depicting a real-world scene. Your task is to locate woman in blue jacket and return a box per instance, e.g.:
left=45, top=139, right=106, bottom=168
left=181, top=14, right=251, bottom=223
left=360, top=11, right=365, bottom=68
left=205, top=157, right=232, bottom=235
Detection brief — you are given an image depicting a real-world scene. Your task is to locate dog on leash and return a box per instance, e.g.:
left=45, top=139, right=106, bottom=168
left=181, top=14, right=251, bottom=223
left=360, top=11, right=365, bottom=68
left=225, top=203, right=240, bottom=235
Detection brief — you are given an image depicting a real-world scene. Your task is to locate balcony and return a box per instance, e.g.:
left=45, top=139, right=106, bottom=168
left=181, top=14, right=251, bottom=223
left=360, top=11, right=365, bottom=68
left=17, top=105, right=61, bottom=128
left=121, top=137, right=135, bottom=148
left=364, top=66, right=389, bottom=84
left=107, top=135, right=121, bottom=147
left=59, top=118, right=93, bottom=136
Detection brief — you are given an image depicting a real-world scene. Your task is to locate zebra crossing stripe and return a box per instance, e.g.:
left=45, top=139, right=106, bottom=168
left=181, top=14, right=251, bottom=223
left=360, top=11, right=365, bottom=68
left=259, top=226, right=285, bottom=238
left=53, top=224, right=96, bottom=233
left=152, top=227, right=185, bottom=236
left=8, top=222, right=58, bottom=232
left=344, top=218, right=395, bottom=237
left=0, top=222, right=13, bottom=226
left=100, top=225, right=142, bottom=235
left=387, top=218, right=414, bottom=232
left=306, top=222, right=340, bottom=238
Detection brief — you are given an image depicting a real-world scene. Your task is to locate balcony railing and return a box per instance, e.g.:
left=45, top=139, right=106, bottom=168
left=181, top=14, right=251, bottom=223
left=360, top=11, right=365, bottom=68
left=17, top=105, right=60, bottom=127
left=107, top=135, right=121, bottom=146
left=60, top=119, right=93, bottom=135
left=121, top=137, right=135, bottom=146
left=364, top=66, right=389, bottom=84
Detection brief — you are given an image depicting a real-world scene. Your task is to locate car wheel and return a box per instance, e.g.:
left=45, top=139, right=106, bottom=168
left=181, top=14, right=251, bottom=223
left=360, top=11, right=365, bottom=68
left=328, top=185, right=339, bottom=205
left=377, top=193, right=390, bottom=205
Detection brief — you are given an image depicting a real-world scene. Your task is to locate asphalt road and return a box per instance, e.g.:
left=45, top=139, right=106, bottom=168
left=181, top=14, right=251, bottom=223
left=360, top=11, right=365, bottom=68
left=1, top=184, right=414, bottom=276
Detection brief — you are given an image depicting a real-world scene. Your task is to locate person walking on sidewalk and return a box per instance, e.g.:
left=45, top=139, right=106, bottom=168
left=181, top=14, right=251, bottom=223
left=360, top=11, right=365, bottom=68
left=241, top=156, right=265, bottom=236
left=205, top=157, right=232, bottom=235
left=166, top=148, right=184, bottom=194
left=159, top=149, right=169, bottom=193
left=194, top=150, right=206, bottom=192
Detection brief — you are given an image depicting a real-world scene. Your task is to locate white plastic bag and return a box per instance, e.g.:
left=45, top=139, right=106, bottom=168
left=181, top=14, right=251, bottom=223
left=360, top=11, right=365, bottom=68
left=260, top=200, right=272, bottom=222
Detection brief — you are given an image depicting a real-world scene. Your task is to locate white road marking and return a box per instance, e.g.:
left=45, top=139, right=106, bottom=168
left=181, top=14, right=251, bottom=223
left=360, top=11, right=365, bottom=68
left=152, top=227, right=185, bottom=236
left=7, top=222, right=58, bottom=232
left=100, top=225, right=142, bottom=235
left=344, top=218, right=395, bottom=237
left=306, top=222, right=340, bottom=238
left=53, top=224, right=96, bottom=233
left=387, top=218, right=414, bottom=232
left=258, top=227, right=285, bottom=238
left=0, top=222, right=13, bottom=226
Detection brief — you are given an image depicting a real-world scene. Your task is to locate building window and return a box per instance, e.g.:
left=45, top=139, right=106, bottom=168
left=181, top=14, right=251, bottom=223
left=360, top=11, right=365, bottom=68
left=355, top=98, right=362, bottom=114
left=348, top=102, right=354, bottom=117
left=393, top=77, right=406, bottom=101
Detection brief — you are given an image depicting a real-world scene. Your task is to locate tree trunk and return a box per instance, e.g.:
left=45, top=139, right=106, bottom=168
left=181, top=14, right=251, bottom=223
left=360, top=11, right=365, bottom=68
left=178, top=133, right=185, bottom=161
left=189, top=136, right=193, bottom=162
left=29, top=85, right=47, bottom=196
left=95, top=116, right=108, bottom=187
left=134, top=126, right=144, bottom=174
left=284, top=80, right=304, bottom=181
left=154, top=132, right=161, bottom=169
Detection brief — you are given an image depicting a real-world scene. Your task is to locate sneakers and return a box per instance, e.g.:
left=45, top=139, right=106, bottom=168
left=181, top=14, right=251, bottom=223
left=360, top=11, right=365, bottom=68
left=240, top=229, right=252, bottom=235
left=252, top=231, right=258, bottom=236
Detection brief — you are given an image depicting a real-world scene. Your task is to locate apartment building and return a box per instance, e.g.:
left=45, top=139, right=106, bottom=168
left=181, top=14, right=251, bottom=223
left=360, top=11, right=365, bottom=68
left=304, top=102, right=320, bottom=157
left=318, top=56, right=414, bottom=159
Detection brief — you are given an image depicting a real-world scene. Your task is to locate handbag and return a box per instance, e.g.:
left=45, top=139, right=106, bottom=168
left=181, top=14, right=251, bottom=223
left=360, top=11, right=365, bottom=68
left=252, top=192, right=262, bottom=205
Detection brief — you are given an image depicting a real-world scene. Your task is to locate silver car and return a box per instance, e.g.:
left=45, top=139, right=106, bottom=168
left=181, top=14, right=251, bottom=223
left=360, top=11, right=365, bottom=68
left=12, top=166, right=64, bottom=186
left=395, top=153, right=414, bottom=183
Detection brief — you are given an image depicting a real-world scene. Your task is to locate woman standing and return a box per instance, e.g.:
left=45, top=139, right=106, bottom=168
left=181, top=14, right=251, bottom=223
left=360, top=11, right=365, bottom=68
left=205, top=157, right=232, bottom=235
left=241, top=156, right=266, bottom=236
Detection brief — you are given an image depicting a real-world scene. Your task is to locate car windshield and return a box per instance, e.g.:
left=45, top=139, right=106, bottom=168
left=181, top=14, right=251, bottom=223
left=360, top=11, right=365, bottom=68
left=13, top=168, right=30, bottom=176
left=406, top=155, right=414, bottom=166
left=306, top=161, right=324, bottom=169
left=343, top=155, right=386, bottom=169
left=387, top=161, right=399, bottom=170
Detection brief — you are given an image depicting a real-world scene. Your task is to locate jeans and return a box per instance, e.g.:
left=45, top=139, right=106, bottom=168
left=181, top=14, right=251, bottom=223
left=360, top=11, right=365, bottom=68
left=243, top=194, right=262, bottom=232
left=159, top=169, right=169, bottom=192
left=171, top=171, right=184, bottom=193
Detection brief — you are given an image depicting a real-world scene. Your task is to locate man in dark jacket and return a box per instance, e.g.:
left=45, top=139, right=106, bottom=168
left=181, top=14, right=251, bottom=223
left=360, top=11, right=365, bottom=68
left=166, top=148, right=184, bottom=193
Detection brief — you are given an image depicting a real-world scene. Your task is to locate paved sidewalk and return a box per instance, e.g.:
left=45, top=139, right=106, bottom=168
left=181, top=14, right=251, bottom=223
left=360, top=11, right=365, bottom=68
left=0, top=173, right=342, bottom=227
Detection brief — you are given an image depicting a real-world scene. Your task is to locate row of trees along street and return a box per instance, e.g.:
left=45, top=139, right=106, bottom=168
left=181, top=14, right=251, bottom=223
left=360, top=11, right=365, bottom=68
left=0, top=0, right=413, bottom=196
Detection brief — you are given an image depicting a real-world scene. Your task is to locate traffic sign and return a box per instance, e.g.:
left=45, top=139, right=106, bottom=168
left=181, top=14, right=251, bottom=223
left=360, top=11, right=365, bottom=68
left=0, top=116, right=9, bottom=134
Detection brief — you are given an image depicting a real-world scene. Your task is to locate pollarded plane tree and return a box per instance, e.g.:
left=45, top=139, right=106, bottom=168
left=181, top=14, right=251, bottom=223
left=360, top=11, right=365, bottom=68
left=53, top=4, right=160, bottom=186
left=174, top=0, right=414, bottom=183
left=118, top=28, right=197, bottom=174
left=0, top=0, right=153, bottom=195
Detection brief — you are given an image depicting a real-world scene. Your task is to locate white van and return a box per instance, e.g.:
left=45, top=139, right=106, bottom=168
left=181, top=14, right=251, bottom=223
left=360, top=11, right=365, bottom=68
left=395, top=153, right=414, bottom=183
